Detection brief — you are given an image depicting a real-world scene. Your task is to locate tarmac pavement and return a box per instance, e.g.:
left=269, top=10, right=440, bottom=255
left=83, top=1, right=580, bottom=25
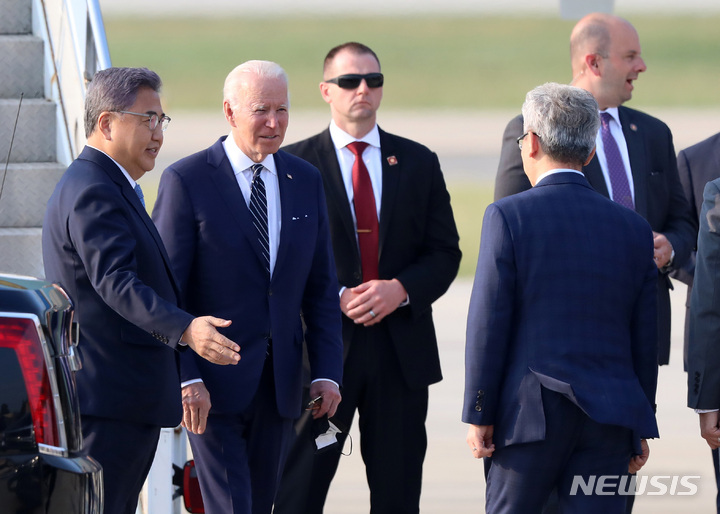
left=322, top=279, right=717, bottom=513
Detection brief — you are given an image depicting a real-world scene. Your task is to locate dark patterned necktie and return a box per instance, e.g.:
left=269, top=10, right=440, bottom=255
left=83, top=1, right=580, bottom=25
left=347, top=141, right=379, bottom=281
left=134, top=183, right=145, bottom=208
left=600, top=112, right=634, bottom=210
left=249, top=163, right=270, bottom=274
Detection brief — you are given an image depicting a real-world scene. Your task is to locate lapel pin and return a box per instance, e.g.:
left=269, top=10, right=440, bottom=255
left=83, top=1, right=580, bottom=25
left=286, top=173, right=293, bottom=179
left=630, top=123, right=638, bottom=132
left=387, top=156, right=398, bottom=166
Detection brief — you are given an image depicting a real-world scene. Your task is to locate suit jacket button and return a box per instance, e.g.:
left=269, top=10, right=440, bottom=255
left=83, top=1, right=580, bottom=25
left=268, top=289, right=273, bottom=296
left=475, top=406, right=482, bottom=412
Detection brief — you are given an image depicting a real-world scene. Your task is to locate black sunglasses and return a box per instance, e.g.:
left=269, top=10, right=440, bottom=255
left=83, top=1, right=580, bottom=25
left=325, top=73, right=384, bottom=89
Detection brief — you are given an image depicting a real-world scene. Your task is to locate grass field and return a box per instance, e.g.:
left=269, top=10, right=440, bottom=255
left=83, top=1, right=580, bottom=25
left=112, top=14, right=719, bottom=278
left=105, top=15, right=720, bottom=112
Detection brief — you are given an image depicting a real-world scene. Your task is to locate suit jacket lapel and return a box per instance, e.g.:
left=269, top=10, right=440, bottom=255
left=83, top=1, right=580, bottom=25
left=82, top=146, right=183, bottom=298
left=377, top=128, right=400, bottom=259
left=619, top=106, right=648, bottom=218
left=206, top=137, right=268, bottom=269
left=315, top=130, right=360, bottom=257
left=274, top=151, right=295, bottom=277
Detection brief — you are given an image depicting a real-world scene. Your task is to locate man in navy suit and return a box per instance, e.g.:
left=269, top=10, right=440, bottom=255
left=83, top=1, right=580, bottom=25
left=273, top=42, right=461, bottom=514
left=152, top=61, right=343, bottom=514
left=493, top=13, right=696, bottom=367
left=464, top=82, right=659, bottom=513
left=679, top=133, right=720, bottom=513
left=42, top=67, right=241, bottom=514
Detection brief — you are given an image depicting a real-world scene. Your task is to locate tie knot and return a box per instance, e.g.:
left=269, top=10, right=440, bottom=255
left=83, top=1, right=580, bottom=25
left=250, top=163, right=264, bottom=179
left=600, top=112, right=613, bottom=128
left=347, top=141, right=369, bottom=157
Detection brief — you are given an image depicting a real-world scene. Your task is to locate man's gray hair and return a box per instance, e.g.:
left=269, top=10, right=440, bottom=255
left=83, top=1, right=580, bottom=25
left=223, top=60, right=289, bottom=110
left=84, top=67, right=162, bottom=137
left=522, top=82, right=599, bottom=165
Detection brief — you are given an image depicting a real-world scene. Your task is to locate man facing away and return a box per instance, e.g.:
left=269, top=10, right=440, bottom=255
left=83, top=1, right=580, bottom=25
left=42, top=67, right=241, bottom=514
left=274, top=42, right=461, bottom=514
left=152, top=60, right=343, bottom=514
left=465, top=82, right=659, bottom=513
left=493, top=12, right=695, bottom=367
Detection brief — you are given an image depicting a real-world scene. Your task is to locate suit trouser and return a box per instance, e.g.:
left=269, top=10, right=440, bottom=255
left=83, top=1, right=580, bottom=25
left=82, top=415, right=161, bottom=514
left=485, top=387, right=634, bottom=514
left=190, top=355, right=294, bottom=514
left=274, top=323, right=429, bottom=514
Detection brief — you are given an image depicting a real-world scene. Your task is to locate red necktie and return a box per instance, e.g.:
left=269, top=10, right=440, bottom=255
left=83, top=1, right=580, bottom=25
left=347, top=141, right=379, bottom=281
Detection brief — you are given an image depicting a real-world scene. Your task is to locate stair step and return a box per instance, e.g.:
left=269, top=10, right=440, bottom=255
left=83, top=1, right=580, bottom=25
left=0, top=0, right=32, bottom=35
left=0, top=99, right=57, bottom=163
left=0, top=227, right=44, bottom=279
left=0, top=36, right=44, bottom=99
left=0, top=162, right=65, bottom=227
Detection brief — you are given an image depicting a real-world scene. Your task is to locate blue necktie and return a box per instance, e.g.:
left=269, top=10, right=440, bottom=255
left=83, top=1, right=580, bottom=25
left=249, top=163, right=270, bottom=274
left=600, top=112, right=634, bottom=210
left=134, top=183, right=145, bottom=208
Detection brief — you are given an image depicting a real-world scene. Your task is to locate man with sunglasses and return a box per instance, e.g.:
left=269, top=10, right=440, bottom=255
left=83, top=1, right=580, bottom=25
left=274, top=42, right=461, bottom=514
left=42, top=67, right=241, bottom=514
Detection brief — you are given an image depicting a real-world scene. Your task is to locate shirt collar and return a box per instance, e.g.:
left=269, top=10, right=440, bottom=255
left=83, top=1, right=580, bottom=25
left=599, top=106, right=620, bottom=126
left=329, top=120, right=381, bottom=150
left=535, top=168, right=584, bottom=185
left=223, top=134, right=278, bottom=176
left=87, top=145, right=136, bottom=188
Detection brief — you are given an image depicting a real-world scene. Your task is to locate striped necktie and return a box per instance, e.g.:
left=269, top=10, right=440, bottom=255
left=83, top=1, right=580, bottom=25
left=249, top=163, right=270, bottom=274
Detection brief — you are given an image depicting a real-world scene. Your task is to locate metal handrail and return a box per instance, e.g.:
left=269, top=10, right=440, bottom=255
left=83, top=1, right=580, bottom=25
left=36, top=0, right=111, bottom=163
left=87, top=0, right=111, bottom=71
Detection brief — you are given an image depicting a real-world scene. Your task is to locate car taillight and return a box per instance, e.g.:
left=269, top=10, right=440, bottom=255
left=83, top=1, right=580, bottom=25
left=0, top=316, right=60, bottom=448
left=183, top=460, right=205, bottom=513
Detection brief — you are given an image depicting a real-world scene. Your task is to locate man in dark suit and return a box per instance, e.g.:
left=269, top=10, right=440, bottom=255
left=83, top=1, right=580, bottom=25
left=679, top=133, right=720, bottom=513
left=42, top=67, right=241, bottom=514
left=493, top=13, right=696, bottom=367
left=465, top=82, right=659, bottom=513
left=273, top=42, right=461, bottom=514
left=151, top=61, right=343, bottom=514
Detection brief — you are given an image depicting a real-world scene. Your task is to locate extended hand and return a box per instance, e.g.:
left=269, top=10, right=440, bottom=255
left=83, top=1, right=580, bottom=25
left=343, top=279, right=407, bottom=326
left=182, top=316, right=240, bottom=365
left=182, top=382, right=211, bottom=434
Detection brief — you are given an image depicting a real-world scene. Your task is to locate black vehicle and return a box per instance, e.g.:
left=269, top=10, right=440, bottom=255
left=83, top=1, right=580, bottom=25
left=0, top=273, right=103, bottom=513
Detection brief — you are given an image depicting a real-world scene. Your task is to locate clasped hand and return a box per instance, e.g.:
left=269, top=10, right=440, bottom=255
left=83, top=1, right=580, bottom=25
left=341, top=279, right=407, bottom=326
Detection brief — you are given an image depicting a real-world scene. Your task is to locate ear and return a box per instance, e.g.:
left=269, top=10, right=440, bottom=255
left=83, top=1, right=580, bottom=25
left=584, top=147, right=597, bottom=166
left=527, top=131, right=541, bottom=158
left=96, top=111, right=114, bottom=141
left=584, top=53, right=602, bottom=76
left=319, top=81, right=333, bottom=105
left=223, top=101, right=236, bottom=126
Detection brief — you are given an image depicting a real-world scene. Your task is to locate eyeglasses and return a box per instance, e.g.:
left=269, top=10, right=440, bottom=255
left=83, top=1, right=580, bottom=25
left=324, top=73, right=384, bottom=89
left=115, top=110, right=171, bottom=132
left=516, top=131, right=540, bottom=150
